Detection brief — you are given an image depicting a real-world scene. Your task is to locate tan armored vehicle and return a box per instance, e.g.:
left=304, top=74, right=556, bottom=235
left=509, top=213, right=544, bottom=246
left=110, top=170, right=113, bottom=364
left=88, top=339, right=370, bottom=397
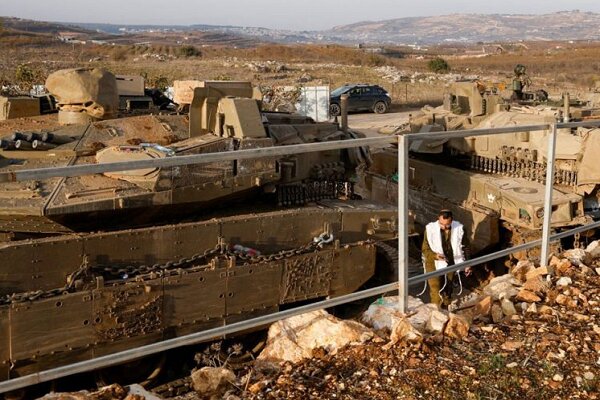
left=360, top=82, right=600, bottom=259
left=408, top=81, right=508, bottom=133
left=358, top=148, right=583, bottom=256
left=413, top=93, right=600, bottom=223
left=0, top=81, right=397, bottom=384
left=0, top=95, right=57, bottom=121
left=0, top=81, right=368, bottom=240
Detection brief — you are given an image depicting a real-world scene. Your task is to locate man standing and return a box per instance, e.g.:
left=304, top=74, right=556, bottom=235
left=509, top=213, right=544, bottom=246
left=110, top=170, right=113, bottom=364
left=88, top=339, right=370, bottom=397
left=422, top=209, right=470, bottom=307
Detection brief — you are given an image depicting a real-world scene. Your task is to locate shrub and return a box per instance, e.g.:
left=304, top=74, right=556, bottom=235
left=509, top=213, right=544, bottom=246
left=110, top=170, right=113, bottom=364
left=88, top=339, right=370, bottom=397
left=147, top=74, right=170, bottom=91
left=15, top=64, right=36, bottom=88
left=366, top=54, right=386, bottom=67
left=211, top=74, right=232, bottom=81
left=111, top=47, right=128, bottom=61
left=428, top=57, right=450, bottom=73
left=179, top=45, right=201, bottom=58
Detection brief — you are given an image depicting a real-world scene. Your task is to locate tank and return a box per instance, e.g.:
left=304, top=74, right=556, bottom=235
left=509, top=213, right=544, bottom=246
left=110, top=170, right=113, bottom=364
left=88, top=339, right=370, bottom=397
left=410, top=84, right=600, bottom=222
left=0, top=81, right=368, bottom=240
left=359, top=82, right=600, bottom=259
left=0, top=81, right=397, bottom=383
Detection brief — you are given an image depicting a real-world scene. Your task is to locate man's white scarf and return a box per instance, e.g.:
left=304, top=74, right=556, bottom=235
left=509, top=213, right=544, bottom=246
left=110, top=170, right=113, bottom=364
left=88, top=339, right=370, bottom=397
left=425, top=220, right=465, bottom=271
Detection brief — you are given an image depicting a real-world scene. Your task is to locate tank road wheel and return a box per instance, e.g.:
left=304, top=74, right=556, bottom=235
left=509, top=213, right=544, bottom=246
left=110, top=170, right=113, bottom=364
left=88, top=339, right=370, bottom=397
left=95, top=353, right=166, bottom=388
left=329, top=103, right=341, bottom=117
left=373, top=101, right=388, bottom=114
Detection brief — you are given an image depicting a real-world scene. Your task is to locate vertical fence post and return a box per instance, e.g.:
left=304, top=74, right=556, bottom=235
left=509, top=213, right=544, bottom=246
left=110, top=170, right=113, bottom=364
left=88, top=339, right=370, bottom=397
left=398, top=134, right=409, bottom=312
left=541, top=123, right=558, bottom=267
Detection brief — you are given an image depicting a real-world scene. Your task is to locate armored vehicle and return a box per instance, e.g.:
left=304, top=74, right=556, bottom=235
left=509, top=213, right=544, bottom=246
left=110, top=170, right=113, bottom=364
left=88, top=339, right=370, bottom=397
left=0, top=81, right=368, bottom=240
left=358, top=148, right=584, bottom=258
left=0, top=81, right=398, bottom=385
left=359, top=82, right=600, bottom=259
left=409, top=85, right=600, bottom=223
left=0, top=199, right=397, bottom=383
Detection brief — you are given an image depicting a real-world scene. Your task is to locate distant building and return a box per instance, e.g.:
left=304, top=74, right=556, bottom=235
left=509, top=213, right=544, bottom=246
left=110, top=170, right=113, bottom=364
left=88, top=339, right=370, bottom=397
left=57, top=32, right=86, bottom=44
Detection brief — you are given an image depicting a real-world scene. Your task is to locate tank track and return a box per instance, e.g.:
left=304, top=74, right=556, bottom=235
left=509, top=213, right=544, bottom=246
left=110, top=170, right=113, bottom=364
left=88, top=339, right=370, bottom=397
left=470, top=155, right=577, bottom=186
left=153, top=376, right=193, bottom=398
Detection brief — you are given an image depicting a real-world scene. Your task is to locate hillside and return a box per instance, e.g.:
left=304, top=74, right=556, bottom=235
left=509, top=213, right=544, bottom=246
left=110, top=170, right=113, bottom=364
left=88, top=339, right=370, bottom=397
left=327, top=10, right=600, bottom=44
left=0, top=17, right=263, bottom=48
left=0, top=16, right=92, bottom=35
left=67, top=22, right=264, bottom=47
left=6, top=10, right=600, bottom=46
left=68, top=10, right=600, bottom=45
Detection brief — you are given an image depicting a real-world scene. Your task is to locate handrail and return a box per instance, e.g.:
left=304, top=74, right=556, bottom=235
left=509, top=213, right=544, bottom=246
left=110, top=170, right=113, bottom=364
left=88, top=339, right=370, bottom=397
left=1, top=117, right=599, bottom=393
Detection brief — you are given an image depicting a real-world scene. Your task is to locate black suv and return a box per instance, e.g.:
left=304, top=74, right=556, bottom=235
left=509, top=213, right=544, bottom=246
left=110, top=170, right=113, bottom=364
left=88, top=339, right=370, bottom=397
left=329, top=84, right=391, bottom=116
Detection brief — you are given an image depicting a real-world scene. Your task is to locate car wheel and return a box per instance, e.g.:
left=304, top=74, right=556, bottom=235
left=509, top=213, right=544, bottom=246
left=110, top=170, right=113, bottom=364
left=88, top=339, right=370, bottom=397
left=373, top=101, right=388, bottom=114
left=330, top=103, right=341, bottom=117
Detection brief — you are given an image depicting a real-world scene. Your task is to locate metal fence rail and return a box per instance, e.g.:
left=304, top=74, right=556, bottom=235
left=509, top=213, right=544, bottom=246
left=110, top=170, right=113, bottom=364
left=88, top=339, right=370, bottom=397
left=1, top=118, right=600, bottom=393
left=0, top=220, right=596, bottom=394
left=4, top=121, right=600, bottom=183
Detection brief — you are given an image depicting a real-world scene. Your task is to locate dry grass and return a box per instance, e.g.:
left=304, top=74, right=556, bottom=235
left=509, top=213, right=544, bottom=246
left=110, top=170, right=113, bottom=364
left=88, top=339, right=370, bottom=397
left=3, top=38, right=600, bottom=106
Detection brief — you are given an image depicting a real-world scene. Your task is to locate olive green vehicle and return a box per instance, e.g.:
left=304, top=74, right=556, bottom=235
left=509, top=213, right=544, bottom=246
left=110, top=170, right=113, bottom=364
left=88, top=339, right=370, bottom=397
left=0, top=81, right=397, bottom=383
left=359, top=81, right=600, bottom=258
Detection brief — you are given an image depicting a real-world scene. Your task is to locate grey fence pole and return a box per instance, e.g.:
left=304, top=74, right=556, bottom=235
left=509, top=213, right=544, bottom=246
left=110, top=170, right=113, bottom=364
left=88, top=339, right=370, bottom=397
left=541, top=123, right=558, bottom=267
left=397, top=134, right=409, bottom=312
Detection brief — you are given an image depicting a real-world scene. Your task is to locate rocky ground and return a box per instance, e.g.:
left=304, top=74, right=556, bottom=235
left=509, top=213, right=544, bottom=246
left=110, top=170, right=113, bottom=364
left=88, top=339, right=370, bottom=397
left=38, top=243, right=600, bottom=400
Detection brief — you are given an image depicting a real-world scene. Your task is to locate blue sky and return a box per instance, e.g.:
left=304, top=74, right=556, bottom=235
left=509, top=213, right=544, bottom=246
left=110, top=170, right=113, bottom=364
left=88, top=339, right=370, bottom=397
left=2, top=0, right=600, bottom=30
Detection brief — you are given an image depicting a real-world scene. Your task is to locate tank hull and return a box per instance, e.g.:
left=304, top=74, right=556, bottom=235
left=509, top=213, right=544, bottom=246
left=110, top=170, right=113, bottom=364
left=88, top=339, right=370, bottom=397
left=0, top=200, right=397, bottom=380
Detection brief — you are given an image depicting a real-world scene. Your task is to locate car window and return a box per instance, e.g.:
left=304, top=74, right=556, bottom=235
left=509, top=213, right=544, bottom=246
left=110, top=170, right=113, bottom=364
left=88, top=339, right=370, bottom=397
left=349, top=88, right=361, bottom=96
left=331, top=86, right=350, bottom=97
left=362, top=87, right=373, bottom=95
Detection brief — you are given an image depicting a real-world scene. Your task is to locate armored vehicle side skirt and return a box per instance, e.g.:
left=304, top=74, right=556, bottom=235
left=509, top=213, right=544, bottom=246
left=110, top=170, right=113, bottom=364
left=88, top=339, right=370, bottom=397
left=0, top=201, right=397, bottom=380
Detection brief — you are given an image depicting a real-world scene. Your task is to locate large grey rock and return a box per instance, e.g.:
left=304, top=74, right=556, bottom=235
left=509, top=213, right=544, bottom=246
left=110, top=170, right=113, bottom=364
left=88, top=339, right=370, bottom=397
left=408, top=304, right=442, bottom=333
left=585, top=240, right=600, bottom=259
left=258, top=310, right=372, bottom=363
left=563, top=248, right=591, bottom=266
left=482, top=274, right=522, bottom=300
left=361, top=296, right=424, bottom=332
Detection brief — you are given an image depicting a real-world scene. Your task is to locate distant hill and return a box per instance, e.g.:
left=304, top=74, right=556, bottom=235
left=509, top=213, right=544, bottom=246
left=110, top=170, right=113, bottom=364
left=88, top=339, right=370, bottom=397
left=0, top=17, right=93, bottom=35
left=0, top=17, right=263, bottom=48
left=5, top=10, right=600, bottom=47
left=326, top=10, right=600, bottom=44
left=71, top=10, right=600, bottom=45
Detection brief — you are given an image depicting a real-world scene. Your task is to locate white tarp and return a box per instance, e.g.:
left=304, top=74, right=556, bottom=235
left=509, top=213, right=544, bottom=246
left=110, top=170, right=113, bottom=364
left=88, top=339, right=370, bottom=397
left=296, top=86, right=330, bottom=122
